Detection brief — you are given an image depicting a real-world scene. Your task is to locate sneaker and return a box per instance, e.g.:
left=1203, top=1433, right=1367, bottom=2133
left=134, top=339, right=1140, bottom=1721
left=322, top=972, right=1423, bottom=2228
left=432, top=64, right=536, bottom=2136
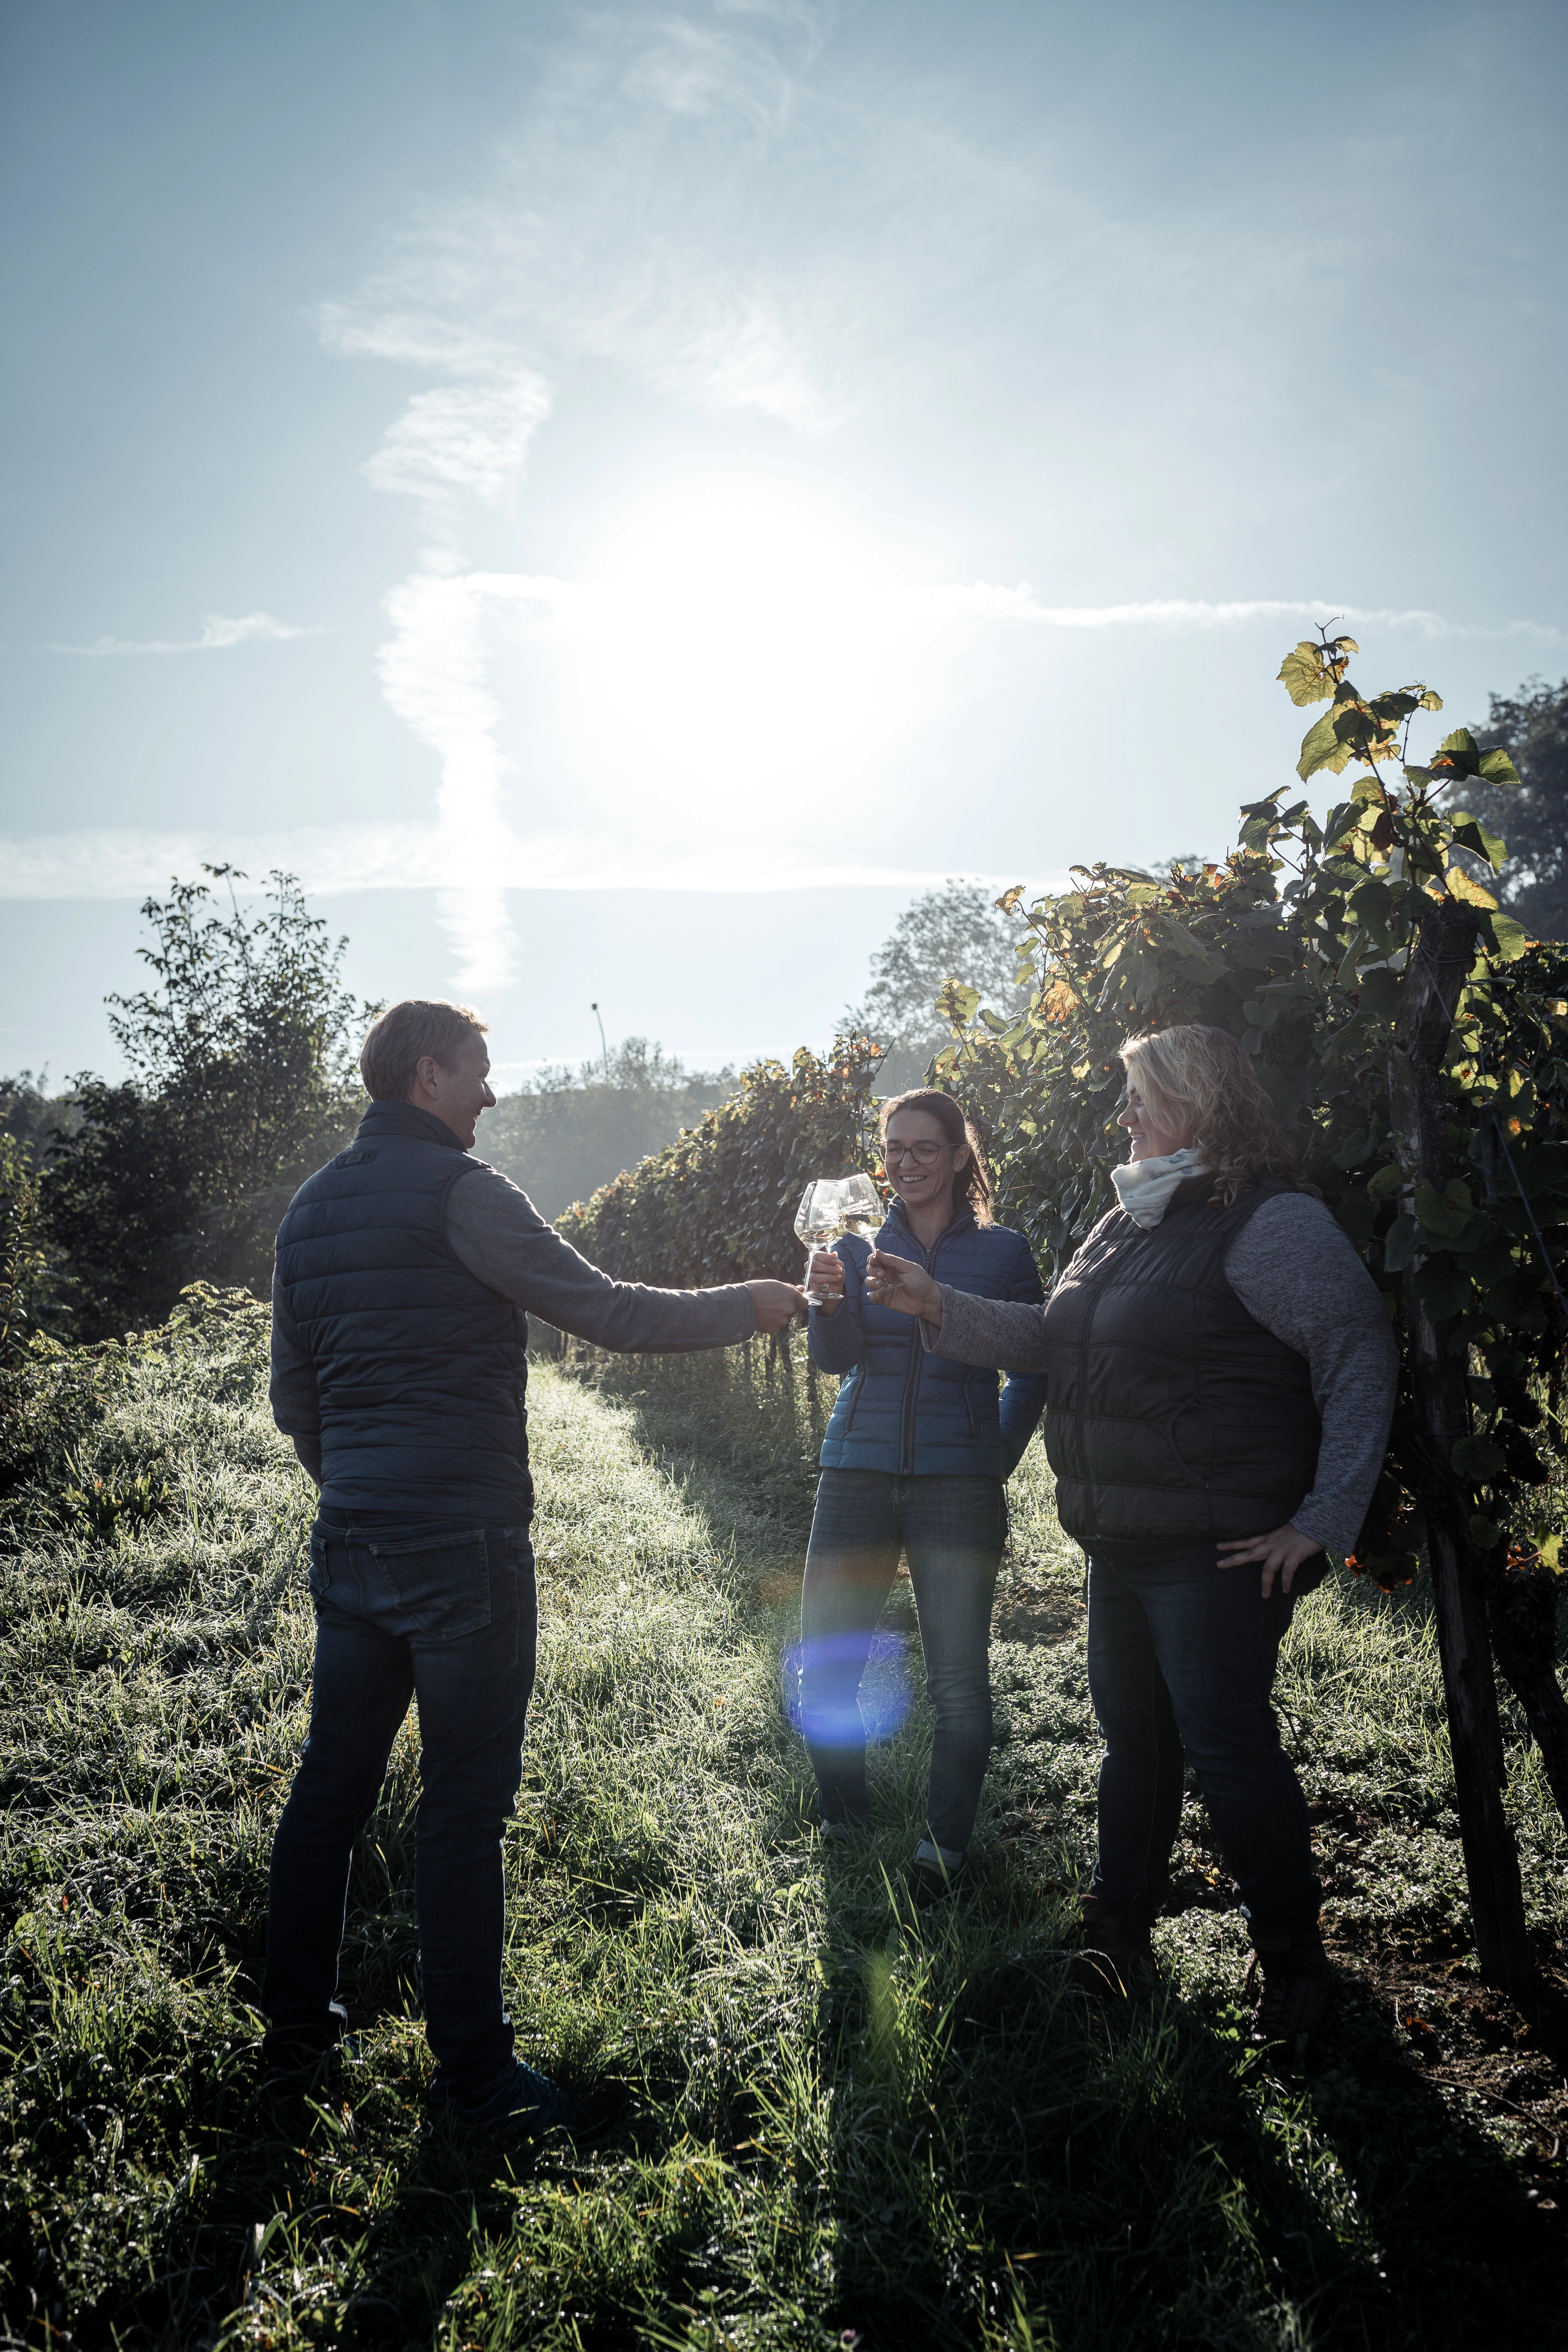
left=819, top=1818, right=867, bottom=1846
left=1067, top=1897, right=1156, bottom=1998
left=257, top=2032, right=359, bottom=2098
left=434, top=2058, right=625, bottom=2142
left=905, top=1856, right=964, bottom=1908
left=1247, top=1922, right=1335, bottom=2048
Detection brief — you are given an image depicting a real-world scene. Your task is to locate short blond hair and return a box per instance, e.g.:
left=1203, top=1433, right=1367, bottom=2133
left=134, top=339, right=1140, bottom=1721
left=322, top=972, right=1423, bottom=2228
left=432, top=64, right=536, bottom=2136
left=360, top=1000, right=488, bottom=1101
left=1119, top=1024, right=1311, bottom=1205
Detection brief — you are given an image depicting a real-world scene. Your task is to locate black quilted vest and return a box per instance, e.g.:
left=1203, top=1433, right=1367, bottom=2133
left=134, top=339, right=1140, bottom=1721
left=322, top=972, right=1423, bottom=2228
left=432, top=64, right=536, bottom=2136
left=274, top=1100, right=531, bottom=1522
left=1040, top=1176, right=1320, bottom=1546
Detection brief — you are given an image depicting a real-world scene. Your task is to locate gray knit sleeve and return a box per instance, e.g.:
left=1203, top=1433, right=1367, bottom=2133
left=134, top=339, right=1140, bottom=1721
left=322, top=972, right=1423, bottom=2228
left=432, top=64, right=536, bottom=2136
left=922, top=1286, right=1051, bottom=1372
left=1223, top=1193, right=1398, bottom=1558
left=444, top=1160, right=756, bottom=1352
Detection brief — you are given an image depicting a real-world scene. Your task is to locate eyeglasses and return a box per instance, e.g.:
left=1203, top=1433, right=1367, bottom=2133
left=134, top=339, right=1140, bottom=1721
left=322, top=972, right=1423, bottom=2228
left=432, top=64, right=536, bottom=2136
left=883, top=1139, right=948, bottom=1166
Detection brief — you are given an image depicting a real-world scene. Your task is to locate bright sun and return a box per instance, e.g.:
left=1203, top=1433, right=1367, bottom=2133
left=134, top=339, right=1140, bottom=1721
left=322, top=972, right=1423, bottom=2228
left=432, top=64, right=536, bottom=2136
left=566, top=488, right=933, bottom=822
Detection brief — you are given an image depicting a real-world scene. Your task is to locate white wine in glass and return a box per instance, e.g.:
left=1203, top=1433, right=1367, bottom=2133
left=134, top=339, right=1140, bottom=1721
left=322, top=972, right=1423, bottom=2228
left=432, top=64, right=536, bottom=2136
left=835, top=1173, right=883, bottom=1249
left=793, top=1175, right=884, bottom=1301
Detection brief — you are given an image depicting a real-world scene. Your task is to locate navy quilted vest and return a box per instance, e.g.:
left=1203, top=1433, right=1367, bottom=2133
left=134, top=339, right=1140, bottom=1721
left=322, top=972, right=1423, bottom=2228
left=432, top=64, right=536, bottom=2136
left=1040, top=1176, right=1320, bottom=1545
left=274, top=1100, right=531, bottom=1521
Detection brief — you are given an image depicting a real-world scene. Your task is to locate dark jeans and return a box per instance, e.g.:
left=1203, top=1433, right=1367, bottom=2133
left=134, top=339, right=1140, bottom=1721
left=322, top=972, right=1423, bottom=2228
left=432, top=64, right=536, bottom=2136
left=1086, top=1537, right=1318, bottom=1941
left=260, top=1517, right=536, bottom=2107
left=797, top=1468, right=1005, bottom=1867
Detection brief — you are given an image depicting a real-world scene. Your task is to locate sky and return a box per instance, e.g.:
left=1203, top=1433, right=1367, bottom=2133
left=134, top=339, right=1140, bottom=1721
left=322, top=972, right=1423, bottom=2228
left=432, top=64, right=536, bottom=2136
left=2, top=0, right=1565, bottom=1087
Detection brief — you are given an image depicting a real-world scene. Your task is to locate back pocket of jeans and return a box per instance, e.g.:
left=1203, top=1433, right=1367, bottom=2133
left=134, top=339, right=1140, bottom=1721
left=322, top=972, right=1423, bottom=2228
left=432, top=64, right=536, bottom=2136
left=366, top=1529, right=492, bottom=1639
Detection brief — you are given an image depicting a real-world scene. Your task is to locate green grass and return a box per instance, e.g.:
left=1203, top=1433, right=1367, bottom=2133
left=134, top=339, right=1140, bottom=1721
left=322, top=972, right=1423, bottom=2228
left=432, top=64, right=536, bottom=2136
left=1, top=1318, right=1565, bottom=2350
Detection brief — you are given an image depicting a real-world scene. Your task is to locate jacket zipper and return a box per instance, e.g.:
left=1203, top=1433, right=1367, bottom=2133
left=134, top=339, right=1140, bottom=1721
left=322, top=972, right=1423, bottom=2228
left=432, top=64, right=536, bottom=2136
left=897, top=1226, right=953, bottom=1475
left=1073, top=1226, right=1144, bottom=1479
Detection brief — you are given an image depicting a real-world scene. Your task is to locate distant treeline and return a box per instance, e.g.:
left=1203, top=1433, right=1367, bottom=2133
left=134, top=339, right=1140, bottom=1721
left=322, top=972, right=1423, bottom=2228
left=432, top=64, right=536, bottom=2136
left=481, top=1040, right=735, bottom=1223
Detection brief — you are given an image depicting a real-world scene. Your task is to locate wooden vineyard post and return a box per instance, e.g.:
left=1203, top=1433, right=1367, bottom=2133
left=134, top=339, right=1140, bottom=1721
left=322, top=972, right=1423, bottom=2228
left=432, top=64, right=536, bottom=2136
left=1388, top=895, right=1533, bottom=1986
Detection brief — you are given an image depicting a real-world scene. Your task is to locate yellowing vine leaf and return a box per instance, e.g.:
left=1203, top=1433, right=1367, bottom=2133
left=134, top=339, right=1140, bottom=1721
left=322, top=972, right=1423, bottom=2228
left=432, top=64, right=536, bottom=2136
left=1278, top=642, right=1332, bottom=706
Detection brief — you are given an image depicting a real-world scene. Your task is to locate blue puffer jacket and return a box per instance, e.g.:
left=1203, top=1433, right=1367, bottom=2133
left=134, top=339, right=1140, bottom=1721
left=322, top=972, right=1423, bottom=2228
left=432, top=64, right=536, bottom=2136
left=809, top=1199, right=1048, bottom=1478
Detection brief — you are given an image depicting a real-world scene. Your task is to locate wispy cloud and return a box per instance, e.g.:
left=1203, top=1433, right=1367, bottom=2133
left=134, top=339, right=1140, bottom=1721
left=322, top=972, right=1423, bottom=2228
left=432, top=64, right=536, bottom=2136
left=374, top=570, right=523, bottom=989
left=53, top=611, right=319, bottom=658
left=319, top=305, right=554, bottom=521
left=928, top=588, right=1562, bottom=643
left=363, top=378, right=554, bottom=512
left=0, top=822, right=439, bottom=900
left=0, top=817, right=965, bottom=903
left=318, top=6, right=846, bottom=457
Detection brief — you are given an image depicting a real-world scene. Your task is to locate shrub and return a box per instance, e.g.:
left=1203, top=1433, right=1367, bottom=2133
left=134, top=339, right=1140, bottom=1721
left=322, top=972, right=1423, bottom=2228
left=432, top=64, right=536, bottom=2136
left=557, top=1036, right=886, bottom=1290
left=42, top=868, right=373, bottom=1337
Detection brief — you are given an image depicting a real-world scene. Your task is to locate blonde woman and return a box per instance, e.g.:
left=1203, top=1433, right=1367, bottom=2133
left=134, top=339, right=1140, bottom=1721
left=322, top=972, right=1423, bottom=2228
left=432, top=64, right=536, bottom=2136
left=865, top=1025, right=1397, bottom=2044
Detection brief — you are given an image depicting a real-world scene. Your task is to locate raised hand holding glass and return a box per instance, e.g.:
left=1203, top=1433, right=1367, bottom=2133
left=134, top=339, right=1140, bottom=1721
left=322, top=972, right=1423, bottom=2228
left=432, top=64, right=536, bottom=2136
left=794, top=1175, right=883, bottom=1302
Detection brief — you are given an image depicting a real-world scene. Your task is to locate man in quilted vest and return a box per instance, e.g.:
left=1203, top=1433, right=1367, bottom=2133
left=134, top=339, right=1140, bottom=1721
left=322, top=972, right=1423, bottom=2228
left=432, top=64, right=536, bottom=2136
left=262, top=998, right=804, bottom=2136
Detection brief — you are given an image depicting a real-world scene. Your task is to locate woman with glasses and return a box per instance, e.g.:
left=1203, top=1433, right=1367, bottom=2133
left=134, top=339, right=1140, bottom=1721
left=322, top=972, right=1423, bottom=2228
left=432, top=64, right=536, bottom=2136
left=797, top=1088, right=1047, bottom=1898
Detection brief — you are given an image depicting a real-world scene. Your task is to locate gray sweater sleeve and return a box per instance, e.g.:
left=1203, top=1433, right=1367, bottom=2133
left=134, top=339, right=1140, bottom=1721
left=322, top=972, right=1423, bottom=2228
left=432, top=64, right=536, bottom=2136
left=1221, top=1193, right=1397, bottom=1557
left=444, top=1162, right=756, bottom=1352
left=928, top=1194, right=1397, bottom=1558
left=923, top=1289, right=1050, bottom=1371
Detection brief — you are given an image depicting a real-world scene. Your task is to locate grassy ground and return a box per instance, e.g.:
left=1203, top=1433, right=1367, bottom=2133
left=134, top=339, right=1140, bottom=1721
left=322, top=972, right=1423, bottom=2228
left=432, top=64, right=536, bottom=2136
left=1, top=1314, right=1566, bottom=2350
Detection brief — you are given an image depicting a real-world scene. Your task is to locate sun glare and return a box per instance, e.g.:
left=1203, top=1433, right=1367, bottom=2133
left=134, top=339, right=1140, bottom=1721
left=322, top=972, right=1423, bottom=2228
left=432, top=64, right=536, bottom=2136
left=567, top=488, right=932, bottom=821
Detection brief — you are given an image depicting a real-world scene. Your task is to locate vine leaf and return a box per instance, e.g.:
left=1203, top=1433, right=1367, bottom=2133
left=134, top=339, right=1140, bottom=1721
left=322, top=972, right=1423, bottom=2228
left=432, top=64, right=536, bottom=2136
left=1450, top=814, right=1507, bottom=870
left=1452, top=1433, right=1506, bottom=1480
left=1297, top=711, right=1357, bottom=782
left=1278, top=642, right=1332, bottom=707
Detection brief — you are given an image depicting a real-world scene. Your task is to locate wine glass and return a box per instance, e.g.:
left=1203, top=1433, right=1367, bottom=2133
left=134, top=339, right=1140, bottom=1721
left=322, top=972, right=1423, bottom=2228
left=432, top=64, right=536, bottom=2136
left=793, top=1175, right=884, bottom=1301
left=836, top=1173, right=883, bottom=1249
left=793, top=1180, right=841, bottom=1302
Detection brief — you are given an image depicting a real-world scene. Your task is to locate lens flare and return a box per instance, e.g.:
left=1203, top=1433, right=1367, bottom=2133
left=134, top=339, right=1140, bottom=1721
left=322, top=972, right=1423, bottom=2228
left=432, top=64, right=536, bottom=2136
left=782, top=1630, right=914, bottom=1748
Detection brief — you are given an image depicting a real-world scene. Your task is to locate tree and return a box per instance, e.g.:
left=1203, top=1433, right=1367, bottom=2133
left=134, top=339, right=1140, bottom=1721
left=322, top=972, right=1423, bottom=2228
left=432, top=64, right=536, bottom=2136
left=43, top=868, right=373, bottom=1337
left=843, top=880, right=1030, bottom=1090
left=481, top=1038, right=735, bottom=1220
left=1450, top=676, right=1568, bottom=939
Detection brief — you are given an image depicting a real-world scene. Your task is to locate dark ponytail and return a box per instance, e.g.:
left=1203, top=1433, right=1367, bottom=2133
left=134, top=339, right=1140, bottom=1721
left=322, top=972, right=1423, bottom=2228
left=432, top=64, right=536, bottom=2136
left=879, top=1089, right=994, bottom=1227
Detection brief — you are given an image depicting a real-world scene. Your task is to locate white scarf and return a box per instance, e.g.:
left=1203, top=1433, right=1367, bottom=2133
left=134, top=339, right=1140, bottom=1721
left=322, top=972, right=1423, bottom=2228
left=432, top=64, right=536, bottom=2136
left=1110, top=1147, right=1209, bottom=1230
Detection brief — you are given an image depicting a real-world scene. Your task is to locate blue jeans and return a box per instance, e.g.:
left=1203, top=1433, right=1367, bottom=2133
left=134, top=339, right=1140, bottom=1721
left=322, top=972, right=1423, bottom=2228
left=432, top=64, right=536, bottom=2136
left=797, top=1468, right=1005, bottom=1867
left=260, top=1518, right=536, bottom=2107
left=1086, top=1538, right=1318, bottom=1941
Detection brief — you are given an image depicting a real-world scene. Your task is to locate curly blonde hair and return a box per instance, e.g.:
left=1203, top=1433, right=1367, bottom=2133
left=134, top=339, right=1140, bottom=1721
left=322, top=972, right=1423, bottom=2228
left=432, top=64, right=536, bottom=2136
left=1119, top=1025, right=1314, bottom=1206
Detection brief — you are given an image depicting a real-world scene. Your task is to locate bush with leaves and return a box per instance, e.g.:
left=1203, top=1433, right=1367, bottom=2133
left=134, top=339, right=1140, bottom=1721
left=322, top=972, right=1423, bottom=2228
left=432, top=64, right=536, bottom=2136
left=926, top=634, right=1568, bottom=1976
left=42, top=868, right=374, bottom=1339
left=556, top=1037, right=885, bottom=1293
left=0, top=1134, right=72, bottom=1494
left=0, top=1280, right=266, bottom=1513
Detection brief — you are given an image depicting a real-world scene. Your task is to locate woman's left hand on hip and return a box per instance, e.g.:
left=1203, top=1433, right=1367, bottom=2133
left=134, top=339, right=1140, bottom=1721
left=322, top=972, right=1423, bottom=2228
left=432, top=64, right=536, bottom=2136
left=1215, top=1521, right=1322, bottom=1599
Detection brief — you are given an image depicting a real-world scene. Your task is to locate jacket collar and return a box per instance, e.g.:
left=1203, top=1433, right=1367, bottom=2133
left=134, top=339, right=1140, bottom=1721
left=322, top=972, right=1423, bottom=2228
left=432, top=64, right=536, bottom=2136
left=884, top=1194, right=978, bottom=1249
left=357, top=1099, right=468, bottom=1153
